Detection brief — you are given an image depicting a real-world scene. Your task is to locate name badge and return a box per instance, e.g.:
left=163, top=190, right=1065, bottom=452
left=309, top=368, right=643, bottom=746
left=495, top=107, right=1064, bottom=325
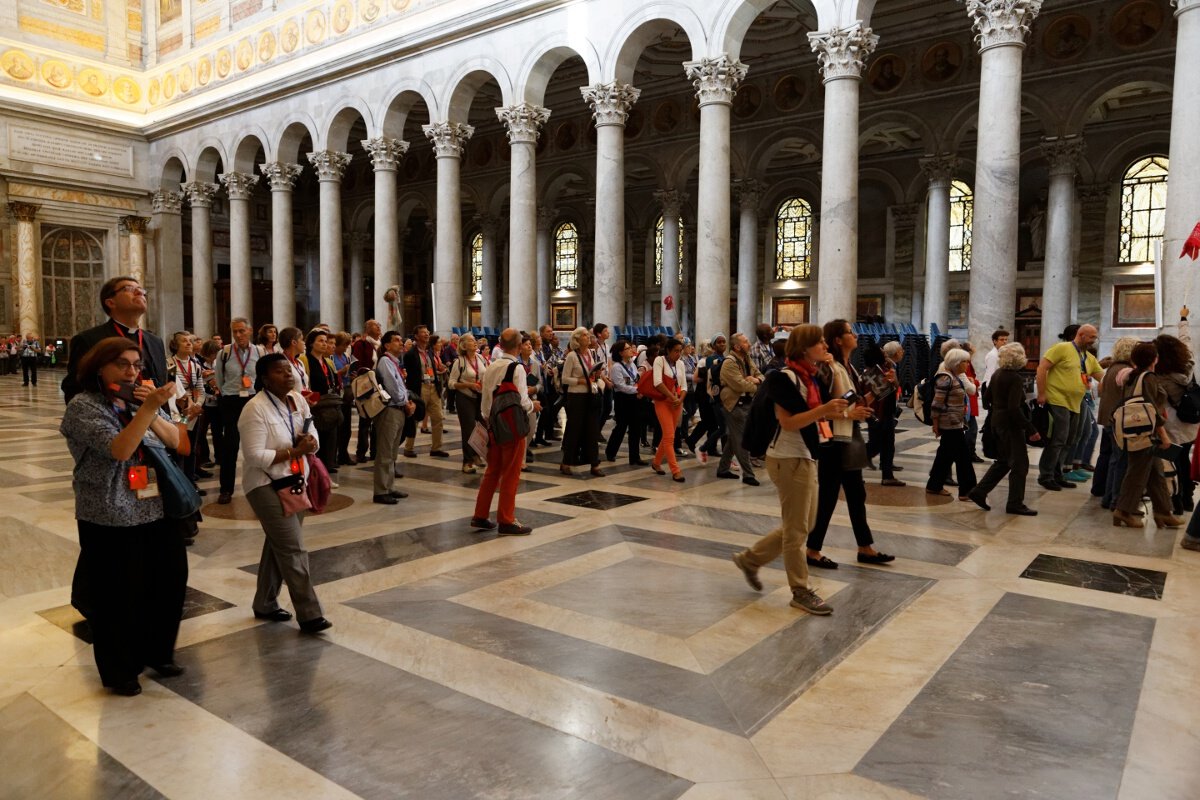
left=128, top=465, right=160, bottom=500
left=817, top=420, right=833, bottom=442
left=239, top=389, right=250, bottom=397
left=242, top=375, right=253, bottom=389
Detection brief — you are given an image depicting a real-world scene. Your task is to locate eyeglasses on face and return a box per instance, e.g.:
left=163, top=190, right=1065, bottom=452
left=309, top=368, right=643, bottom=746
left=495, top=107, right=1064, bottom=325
left=112, top=359, right=144, bottom=371
left=117, top=285, right=147, bottom=297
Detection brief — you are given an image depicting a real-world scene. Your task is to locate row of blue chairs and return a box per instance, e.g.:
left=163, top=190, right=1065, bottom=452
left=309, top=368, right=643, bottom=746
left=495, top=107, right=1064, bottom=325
left=610, top=325, right=676, bottom=341
left=851, top=322, right=920, bottom=337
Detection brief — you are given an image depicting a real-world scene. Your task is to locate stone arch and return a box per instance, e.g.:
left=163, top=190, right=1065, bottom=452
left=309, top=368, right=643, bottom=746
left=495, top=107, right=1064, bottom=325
left=518, top=42, right=602, bottom=106
left=858, top=168, right=904, bottom=207
left=274, top=116, right=318, bottom=164
left=947, top=99, right=1050, bottom=153
left=1096, top=133, right=1171, bottom=185
left=747, top=128, right=823, bottom=180
left=323, top=102, right=374, bottom=151
left=858, top=109, right=938, bottom=156
left=350, top=197, right=376, bottom=233
left=397, top=190, right=434, bottom=228
left=1066, top=69, right=1174, bottom=134
left=230, top=130, right=269, bottom=173
left=192, top=142, right=226, bottom=182
left=607, top=6, right=707, bottom=85
left=485, top=180, right=511, bottom=218
left=625, top=152, right=667, bottom=192
left=665, top=141, right=747, bottom=186
left=444, top=59, right=513, bottom=121
left=762, top=179, right=820, bottom=221
left=379, top=83, right=438, bottom=140
left=159, top=152, right=188, bottom=189
left=711, top=0, right=820, bottom=62
left=540, top=164, right=593, bottom=206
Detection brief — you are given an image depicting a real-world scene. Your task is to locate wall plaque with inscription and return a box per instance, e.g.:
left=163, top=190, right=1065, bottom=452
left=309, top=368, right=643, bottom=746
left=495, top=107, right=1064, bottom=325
left=8, top=125, right=134, bottom=178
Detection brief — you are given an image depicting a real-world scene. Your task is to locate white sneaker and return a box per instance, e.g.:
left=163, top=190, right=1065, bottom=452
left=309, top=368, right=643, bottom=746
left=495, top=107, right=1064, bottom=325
left=330, top=479, right=340, bottom=489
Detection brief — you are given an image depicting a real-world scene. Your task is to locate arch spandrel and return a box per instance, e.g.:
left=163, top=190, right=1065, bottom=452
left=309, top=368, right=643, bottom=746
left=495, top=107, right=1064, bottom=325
left=322, top=101, right=375, bottom=152
left=443, top=58, right=514, bottom=122
left=518, top=42, right=602, bottom=107
left=607, top=5, right=708, bottom=85
left=379, top=84, right=438, bottom=140
left=191, top=143, right=227, bottom=183
left=273, top=116, right=319, bottom=164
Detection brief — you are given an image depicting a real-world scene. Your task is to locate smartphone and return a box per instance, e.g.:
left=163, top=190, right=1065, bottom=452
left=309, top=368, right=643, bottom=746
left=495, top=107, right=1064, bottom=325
left=301, top=416, right=314, bottom=434
left=107, top=381, right=142, bottom=408
left=841, top=390, right=858, bottom=402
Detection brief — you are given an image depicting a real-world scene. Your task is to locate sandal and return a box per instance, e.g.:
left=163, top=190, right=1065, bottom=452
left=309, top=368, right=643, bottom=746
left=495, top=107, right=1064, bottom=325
left=806, top=554, right=839, bottom=569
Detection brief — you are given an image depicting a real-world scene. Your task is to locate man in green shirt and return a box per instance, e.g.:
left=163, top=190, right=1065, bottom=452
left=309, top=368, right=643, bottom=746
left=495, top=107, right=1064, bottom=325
left=1035, top=324, right=1103, bottom=490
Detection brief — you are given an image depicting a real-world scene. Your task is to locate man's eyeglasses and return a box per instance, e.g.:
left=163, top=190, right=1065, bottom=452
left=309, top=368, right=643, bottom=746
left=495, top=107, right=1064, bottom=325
left=117, top=286, right=148, bottom=297
left=113, top=359, right=144, bottom=371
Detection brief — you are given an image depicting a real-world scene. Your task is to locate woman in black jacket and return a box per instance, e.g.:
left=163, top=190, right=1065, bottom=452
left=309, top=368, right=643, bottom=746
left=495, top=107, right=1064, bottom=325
left=967, top=343, right=1039, bottom=515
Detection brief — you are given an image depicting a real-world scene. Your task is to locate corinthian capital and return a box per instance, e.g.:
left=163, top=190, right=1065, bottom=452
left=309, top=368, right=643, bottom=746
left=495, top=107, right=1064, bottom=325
left=423, top=122, right=474, bottom=158
left=220, top=171, right=260, bottom=200
left=181, top=181, right=219, bottom=208
left=581, top=82, right=641, bottom=127
left=733, top=179, right=762, bottom=209
left=919, top=154, right=959, bottom=187
left=960, top=0, right=1043, bottom=51
left=260, top=161, right=303, bottom=190
left=1041, top=135, right=1085, bottom=177
left=537, top=206, right=556, bottom=232
left=8, top=202, right=39, bottom=222
left=362, top=137, right=409, bottom=171
left=496, top=103, right=551, bottom=145
left=120, top=215, right=149, bottom=235
left=306, top=150, right=352, bottom=181
left=683, top=56, right=749, bottom=107
left=152, top=190, right=183, bottom=214
left=1177, top=0, right=1200, bottom=14
left=654, top=189, right=687, bottom=218
left=808, top=25, right=879, bottom=82
left=891, top=204, right=922, bottom=227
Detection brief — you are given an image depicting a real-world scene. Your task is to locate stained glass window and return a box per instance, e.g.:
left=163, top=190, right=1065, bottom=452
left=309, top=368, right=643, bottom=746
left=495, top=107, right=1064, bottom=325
left=653, top=215, right=684, bottom=286
left=40, top=227, right=104, bottom=342
left=554, top=222, right=579, bottom=290
left=469, top=232, right=483, bottom=295
left=949, top=181, right=973, bottom=273
left=1120, top=155, right=1169, bottom=264
left=775, top=198, right=813, bottom=281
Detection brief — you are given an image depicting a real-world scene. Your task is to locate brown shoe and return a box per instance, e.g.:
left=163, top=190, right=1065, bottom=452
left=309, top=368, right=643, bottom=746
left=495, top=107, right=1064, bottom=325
left=1113, top=510, right=1145, bottom=528
left=1154, top=514, right=1185, bottom=529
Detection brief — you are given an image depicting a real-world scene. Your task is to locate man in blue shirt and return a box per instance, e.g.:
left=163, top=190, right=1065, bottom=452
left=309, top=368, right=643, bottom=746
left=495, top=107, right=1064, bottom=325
left=374, top=330, right=416, bottom=504
left=213, top=317, right=260, bottom=503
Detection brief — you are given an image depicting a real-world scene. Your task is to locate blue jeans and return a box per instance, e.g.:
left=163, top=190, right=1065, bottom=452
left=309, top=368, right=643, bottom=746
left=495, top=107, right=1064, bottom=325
left=1102, top=428, right=1128, bottom=509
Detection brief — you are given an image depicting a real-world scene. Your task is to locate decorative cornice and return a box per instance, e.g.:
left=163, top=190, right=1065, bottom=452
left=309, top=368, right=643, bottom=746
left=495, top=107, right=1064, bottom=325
left=1041, top=135, right=1085, bottom=178
left=260, top=161, right=303, bottom=191
left=733, top=179, right=762, bottom=210
left=8, top=202, right=39, bottom=222
left=307, top=150, right=352, bottom=181
left=220, top=171, right=260, bottom=200
left=152, top=190, right=183, bottom=214
left=683, top=56, right=748, bottom=107
left=920, top=154, right=959, bottom=187
left=181, top=181, right=219, bottom=208
left=654, top=189, right=688, bottom=218
left=808, top=25, right=879, bottom=82
left=497, top=104, right=551, bottom=145
left=120, top=215, right=150, bottom=235
left=362, top=137, right=409, bottom=171
left=536, top=207, right=556, bottom=232
left=960, top=0, right=1043, bottom=51
left=423, top=122, right=474, bottom=158
left=891, top=204, right=922, bottom=227
left=581, top=82, right=641, bottom=127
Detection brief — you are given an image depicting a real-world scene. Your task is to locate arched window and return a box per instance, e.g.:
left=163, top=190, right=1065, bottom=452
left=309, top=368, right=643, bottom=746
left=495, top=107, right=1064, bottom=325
left=949, top=181, right=973, bottom=272
left=469, top=232, right=483, bottom=295
left=554, top=222, right=579, bottom=290
left=1120, top=155, right=1169, bottom=264
left=41, top=227, right=105, bottom=341
left=653, top=215, right=684, bottom=286
left=775, top=197, right=813, bottom=281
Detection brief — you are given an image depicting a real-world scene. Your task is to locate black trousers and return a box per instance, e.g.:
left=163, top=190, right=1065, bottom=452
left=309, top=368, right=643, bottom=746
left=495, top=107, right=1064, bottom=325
left=687, top=395, right=725, bottom=455
left=806, top=445, right=874, bottom=551
left=355, top=414, right=376, bottom=460
left=218, top=395, right=251, bottom=494
left=77, top=518, right=187, bottom=687
left=927, top=427, right=977, bottom=495
left=1173, top=441, right=1195, bottom=514
left=561, top=392, right=600, bottom=467
left=21, top=357, right=37, bottom=385
left=536, top=386, right=560, bottom=441
left=974, top=426, right=1029, bottom=510
left=866, top=416, right=897, bottom=479
left=606, top=392, right=642, bottom=463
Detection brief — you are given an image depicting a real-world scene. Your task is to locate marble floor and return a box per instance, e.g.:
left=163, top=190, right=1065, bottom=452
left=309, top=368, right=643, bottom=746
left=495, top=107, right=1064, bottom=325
left=3, top=373, right=1200, bottom=799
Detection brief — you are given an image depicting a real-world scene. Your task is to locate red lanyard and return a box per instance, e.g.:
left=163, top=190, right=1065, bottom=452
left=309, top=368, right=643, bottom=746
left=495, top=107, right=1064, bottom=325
left=288, top=356, right=307, bottom=388
left=176, top=357, right=193, bottom=386
left=234, top=345, right=251, bottom=376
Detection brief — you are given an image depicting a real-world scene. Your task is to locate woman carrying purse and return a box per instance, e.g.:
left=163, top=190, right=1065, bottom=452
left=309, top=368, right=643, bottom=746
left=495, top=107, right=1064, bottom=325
left=302, top=329, right=344, bottom=489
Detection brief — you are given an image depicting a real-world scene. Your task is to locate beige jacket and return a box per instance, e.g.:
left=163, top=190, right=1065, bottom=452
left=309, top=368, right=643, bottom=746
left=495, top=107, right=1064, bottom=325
left=719, top=351, right=762, bottom=411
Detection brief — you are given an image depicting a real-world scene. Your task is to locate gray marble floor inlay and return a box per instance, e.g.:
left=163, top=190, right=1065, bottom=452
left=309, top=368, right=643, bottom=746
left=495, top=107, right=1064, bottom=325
left=856, top=592, right=1156, bottom=800
left=0, top=693, right=166, bottom=799
left=170, top=626, right=690, bottom=800
left=38, top=586, right=236, bottom=643
left=1019, top=553, right=1167, bottom=599
left=376, top=460, right=556, bottom=492
left=547, top=490, right=648, bottom=511
left=1053, top=505, right=1177, bottom=558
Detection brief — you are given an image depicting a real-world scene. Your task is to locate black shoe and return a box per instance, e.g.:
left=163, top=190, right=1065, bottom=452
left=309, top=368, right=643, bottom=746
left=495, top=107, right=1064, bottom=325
left=1037, top=478, right=1062, bottom=491
left=630, top=459, right=648, bottom=466
left=299, top=617, right=333, bottom=634
left=389, top=490, right=408, bottom=499
left=202, top=461, right=217, bottom=469
left=403, top=450, right=418, bottom=458
left=254, top=608, right=293, bottom=622
left=742, top=477, right=760, bottom=487
left=194, top=468, right=213, bottom=478
left=716, top=471, right=739, bottom=480
left=217, top=492, right=232, bottom=504
left=857, top=552, right=896, bottom=565
left=194, top=487, right=208, bottom=496
left=1006, top=505, right=1038, bottom=516
left=892, top=465, right=905, bottom=472
left=150, top=662, right=185, bottom=678
left=373, top=494, right=399, bottom=505
left=945, top=478, right=958, bottom=487
left=1055, top=480, right=1077, bottom=489
left=498, top=521, right=533, bottom=536
left=110, top=679, right=142, bottom=697
left=430, top=450, right=450, bottom=458
left=807, top=554, right=839, bottom=569
left=534, top=439, right=550, bottom=447
left=470, top=516, right=497, bottom=530
left=966, top=490, right=990, bottom=511
left=970, top=455, right=985, bottom=464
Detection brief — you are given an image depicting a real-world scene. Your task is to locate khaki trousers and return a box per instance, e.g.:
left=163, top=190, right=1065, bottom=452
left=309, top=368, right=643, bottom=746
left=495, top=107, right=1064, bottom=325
left=742, top=456, right=816, bottom=590
left=405, top=383, right=444, bottom=452
left=374, top=406, right=407, bottom=496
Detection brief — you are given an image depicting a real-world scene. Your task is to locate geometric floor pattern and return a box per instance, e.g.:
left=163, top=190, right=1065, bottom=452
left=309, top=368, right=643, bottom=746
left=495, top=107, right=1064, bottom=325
left=3, top=373, right=1200, bottom=799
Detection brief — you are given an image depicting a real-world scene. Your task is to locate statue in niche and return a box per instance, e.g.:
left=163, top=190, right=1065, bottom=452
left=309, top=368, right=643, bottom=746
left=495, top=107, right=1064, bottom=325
left=1025, top=192, right=1047, bottom=261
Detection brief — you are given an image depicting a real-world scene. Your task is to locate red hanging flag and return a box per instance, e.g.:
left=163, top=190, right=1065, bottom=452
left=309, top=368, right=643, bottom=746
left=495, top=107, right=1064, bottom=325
left=1181, top=221, right=1200, bottom=260
left=663, top=295, right=674, bottom=311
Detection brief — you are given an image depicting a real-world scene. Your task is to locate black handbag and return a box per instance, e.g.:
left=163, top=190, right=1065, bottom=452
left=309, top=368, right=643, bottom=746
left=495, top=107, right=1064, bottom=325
left=141, top=444, right=203, bottom=520
left=841, top=424, right=870, bottom=471
left=980, top=417, right=999, bottom=460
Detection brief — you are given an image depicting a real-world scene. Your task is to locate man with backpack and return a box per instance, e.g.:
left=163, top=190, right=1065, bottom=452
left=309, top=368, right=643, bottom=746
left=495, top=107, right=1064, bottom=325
left=1035, top=324, right=1104, bottom=491
left=373, top=330, right=416, bottom=505
left=472, top=328, right=541, bottom=535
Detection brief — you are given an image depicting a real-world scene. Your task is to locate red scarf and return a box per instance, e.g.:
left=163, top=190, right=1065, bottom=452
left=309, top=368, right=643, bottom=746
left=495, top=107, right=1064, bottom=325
left=787, top=358, right=822, bottom=409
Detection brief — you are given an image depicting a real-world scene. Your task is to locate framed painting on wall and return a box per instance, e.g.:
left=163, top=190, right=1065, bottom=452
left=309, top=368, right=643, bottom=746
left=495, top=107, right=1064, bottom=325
left=552, top=302, right=577, bottom=331
left=856, top=295, right=884, bottom=320
left=468, top=306, right=481, bottom=328
left=1112, top=284, right=1157, bottom=328
left=772, top=296, right=809, bottom=327
left=947, top=291, right=969, bottom=327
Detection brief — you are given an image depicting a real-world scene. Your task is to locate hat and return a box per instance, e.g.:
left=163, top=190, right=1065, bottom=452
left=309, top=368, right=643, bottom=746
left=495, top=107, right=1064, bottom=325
left=1059, top=324, right=1080, bottom=341
left=712, top=332, right=727, bottom=342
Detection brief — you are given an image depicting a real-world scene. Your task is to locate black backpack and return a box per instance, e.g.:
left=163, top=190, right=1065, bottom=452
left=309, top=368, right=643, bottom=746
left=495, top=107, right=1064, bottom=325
left=911, top=377, right=936, bottom=425
left=742, top=369, right=797, bottom=459
left=1175, top=378, right=1200, bottom=424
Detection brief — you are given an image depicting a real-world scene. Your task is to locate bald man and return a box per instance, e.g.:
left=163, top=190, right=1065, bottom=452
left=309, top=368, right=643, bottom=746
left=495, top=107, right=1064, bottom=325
left=1035, top=324, right=1103, bottom=490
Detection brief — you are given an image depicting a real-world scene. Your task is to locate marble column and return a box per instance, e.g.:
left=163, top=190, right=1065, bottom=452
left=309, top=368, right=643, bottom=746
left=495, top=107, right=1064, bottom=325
left=734, top=179, right=762, bottom=336
left=498, top=103, right=550, bottom=332
left=684, top=56, right=747, bottom=341
left=1040, top=136, right=1085, bottom=352
left=8, top=202, right=40, bottom=338
left=347, top=231, right=367, bottom=333
left=362, top=137, right=408, bottom=327
left=961, top=0, right=1041, bottom=357
left=307, top=150, right=352, bottom=331
left=809, top=25, right=878, bottom=323
left=536, top=207, right=554, bottom=326
left=921, top=155, right=957, bottom=332
left=260, top=162, right=302, bottom=328
left=890, top=204, right=921, bottom=324
left=654, top=189, right=686, bottom=332
left=582, top=82, right=640, bottom=326
left=1076, top=184, right=1109, bottom=325
left=423, top=122, right=473, bottom=334
left=181, top=181, right=218, bottom=336
left=120, top=215, right=149, bottom=285
left=1162, top=0, right=1200, bottom=319
left=475, top=214, right=500, bottom=328
left=152, top=190, right=185, bottom=334
left=220, top=171, right=259, bottom=323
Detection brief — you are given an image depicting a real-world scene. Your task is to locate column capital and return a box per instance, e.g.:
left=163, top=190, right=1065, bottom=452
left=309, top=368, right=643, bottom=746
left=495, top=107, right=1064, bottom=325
left=920, top=154, right=959, bottom=187
left=1041, top=135, right=1085, bottom=177
left=891, top=204, right=922, bottom=227
left=1176, top=0, right=1200, bottom=15
left=654, top=189, right=688, bottom=218
left=1078, top=183, right=1110, bottom=204
left=220, top=171, right=260, bottom=200
left=496, top=103, right=551, bottom=145
left=423, top=122, right=474, bottom=158
left=683, top=55, right=748, bottom=107
left=536, top=207, right=557, bottom=232
left=581, top=82, right=641, bottom=127
left=345, top=231, right=369, bottom=248
left=362, top=137, right=409, bottom=171
left=260, top=161, right=303, bottom=190
left=120, top=215, right=150, bottom=235
left=474, top=214, right=500, bottom=237
left=181, top=181, right=219, bottom=208
left=733, top=179, right=762, bottom=210
left=808, top=25, right=879, bottom=82
left=7, top=201, right=39, bottom=222
left=152, top=190, right=183, bottom=214
left=307, top=150, right=352, bottom=181
left=960, top=0, right=1043, bottom=51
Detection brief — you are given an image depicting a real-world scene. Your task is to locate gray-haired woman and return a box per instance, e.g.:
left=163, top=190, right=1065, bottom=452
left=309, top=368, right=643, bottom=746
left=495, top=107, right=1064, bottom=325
left=967, top=343, right=1039, bottom=515
left=926, top=348, right=978, bottom=499
left=449, top=333, right=487, bottom=473
left=559, top=326, right=604, bottom=476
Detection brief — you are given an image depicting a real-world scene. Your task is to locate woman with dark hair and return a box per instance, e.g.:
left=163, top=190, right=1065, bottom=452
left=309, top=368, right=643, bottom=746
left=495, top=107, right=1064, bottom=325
left=1112, top=342, right=1179, bottom=528
left=606, top=339, right=644, bottom=465
left=1153, top=328, right=1198, bottom=513
left=60, top=337, right=188, bottom=696
left=302, top=328, right=343, bottom=487
left=168, top=330, right=205, bottom=487
left=650, top=338, right=688, bottom=481
left=257, top=324, right=280, bottom=354
left=237, top=352, right=330, bottom=632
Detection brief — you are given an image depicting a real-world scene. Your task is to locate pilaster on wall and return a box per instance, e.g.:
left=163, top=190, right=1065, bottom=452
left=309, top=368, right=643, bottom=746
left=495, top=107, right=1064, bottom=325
left=1077, top=184, right=1110, bottom=327
left=890, top=204, right=921, bottom=324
